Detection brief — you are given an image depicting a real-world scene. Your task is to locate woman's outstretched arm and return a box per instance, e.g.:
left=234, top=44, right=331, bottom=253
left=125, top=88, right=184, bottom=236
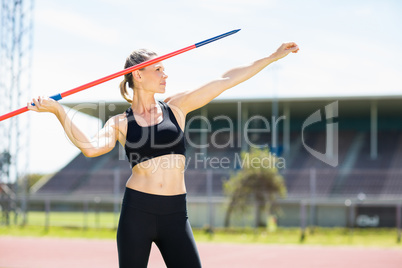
left=27, top=97, right=124, bottom=157
left=168, top=42, right=299, bottom=114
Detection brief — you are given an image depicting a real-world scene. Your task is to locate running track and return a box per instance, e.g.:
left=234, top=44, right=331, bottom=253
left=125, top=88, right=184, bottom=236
left=1, top=237, right=401, bottom=268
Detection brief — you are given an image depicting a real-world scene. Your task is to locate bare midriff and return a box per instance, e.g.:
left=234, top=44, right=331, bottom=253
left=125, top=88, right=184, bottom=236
left=125, top=154, right=187, bottom=195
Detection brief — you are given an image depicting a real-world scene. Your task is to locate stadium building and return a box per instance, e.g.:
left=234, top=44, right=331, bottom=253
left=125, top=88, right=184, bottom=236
left=30, top=95, right=402, bottom=229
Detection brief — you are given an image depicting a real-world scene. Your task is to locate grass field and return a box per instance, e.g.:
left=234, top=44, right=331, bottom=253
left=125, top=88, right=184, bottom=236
left=22, top=211, right=119, bottom=229
left=0, top=212, right=401, bottom=248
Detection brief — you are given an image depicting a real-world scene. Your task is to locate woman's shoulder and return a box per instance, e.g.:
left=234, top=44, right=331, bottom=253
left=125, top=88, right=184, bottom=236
left=163, top=91, right=190, bottom=110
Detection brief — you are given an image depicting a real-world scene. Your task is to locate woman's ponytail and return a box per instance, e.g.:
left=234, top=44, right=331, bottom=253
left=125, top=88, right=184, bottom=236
left=119, top=77, right=132, bottom=103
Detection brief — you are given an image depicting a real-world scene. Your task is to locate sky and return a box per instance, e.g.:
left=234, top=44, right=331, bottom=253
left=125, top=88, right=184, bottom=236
left=23, top=0, right=402, bottom=173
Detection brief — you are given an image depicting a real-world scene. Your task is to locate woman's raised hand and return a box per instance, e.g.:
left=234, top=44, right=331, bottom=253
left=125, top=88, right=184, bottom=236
left=270, top=42, right=299, bottom=62
left=27, top=96, right=62, bottom=114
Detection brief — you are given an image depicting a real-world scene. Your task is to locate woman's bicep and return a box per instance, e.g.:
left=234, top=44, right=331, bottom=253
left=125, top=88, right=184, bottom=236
left=83, top=117, right=121, bottom=157
left=175, top=78, right=229, bottom=114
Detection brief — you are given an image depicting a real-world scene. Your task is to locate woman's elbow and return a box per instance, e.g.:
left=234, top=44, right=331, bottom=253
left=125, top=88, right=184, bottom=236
left=81, top=148, right=98, bottom=158
left=81, top=145, right=113, bottom=158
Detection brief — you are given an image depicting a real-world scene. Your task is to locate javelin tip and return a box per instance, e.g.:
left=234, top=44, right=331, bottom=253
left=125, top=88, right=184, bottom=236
left=195, top=29, right=241, bottom=48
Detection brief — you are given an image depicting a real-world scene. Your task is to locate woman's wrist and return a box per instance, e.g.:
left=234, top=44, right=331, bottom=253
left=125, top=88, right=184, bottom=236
left=268, top=51, right=284, bottom=63
left=53, top=103, right=65, bottom=119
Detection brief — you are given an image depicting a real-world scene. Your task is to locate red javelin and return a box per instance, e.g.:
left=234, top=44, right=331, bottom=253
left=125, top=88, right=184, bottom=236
left=0, top=29, right=240, bottom=122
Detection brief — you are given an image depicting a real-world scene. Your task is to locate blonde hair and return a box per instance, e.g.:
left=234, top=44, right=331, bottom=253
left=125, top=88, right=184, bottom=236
left=120, top=49, right=158, bottom=103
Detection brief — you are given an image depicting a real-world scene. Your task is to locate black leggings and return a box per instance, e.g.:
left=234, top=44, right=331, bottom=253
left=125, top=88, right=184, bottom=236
left=117, top=187, right=202, bottom=268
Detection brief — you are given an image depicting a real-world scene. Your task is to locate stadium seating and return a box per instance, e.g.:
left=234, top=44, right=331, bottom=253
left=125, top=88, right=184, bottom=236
left=34, top=128, right=402, bottom=200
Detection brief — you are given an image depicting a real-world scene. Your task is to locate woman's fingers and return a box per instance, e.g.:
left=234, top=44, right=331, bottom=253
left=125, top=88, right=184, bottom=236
left=27, top=98, right=37, bottom=111
left=27, top=96, right=45, bottom=112
left=27, top=101, right=34, bottom=110
left=33, top=97, right=40, bottom=107
left=27, top=95, right=61, bottom=114
left=272, top=42, right=299, bottom=61
left=286, top=42, right=299, bottom=53
left=282, top=42, right=299, bottom=52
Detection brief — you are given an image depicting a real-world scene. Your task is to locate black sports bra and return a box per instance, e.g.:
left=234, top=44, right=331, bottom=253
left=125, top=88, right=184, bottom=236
left=124, top=101, right=186, bottom=168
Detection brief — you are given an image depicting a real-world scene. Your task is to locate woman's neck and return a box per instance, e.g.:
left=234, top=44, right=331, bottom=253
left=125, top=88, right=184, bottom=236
left=131, top=90, right=158, bottom=115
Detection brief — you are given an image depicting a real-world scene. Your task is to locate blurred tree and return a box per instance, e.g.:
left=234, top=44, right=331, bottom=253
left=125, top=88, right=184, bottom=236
left=224, top=148, right=287, bottom=228
left=0, top=151, right=12, bottom=225
left=24, top=173, right=45, bottom=190
left=0, top=151, right=11, bottom=177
